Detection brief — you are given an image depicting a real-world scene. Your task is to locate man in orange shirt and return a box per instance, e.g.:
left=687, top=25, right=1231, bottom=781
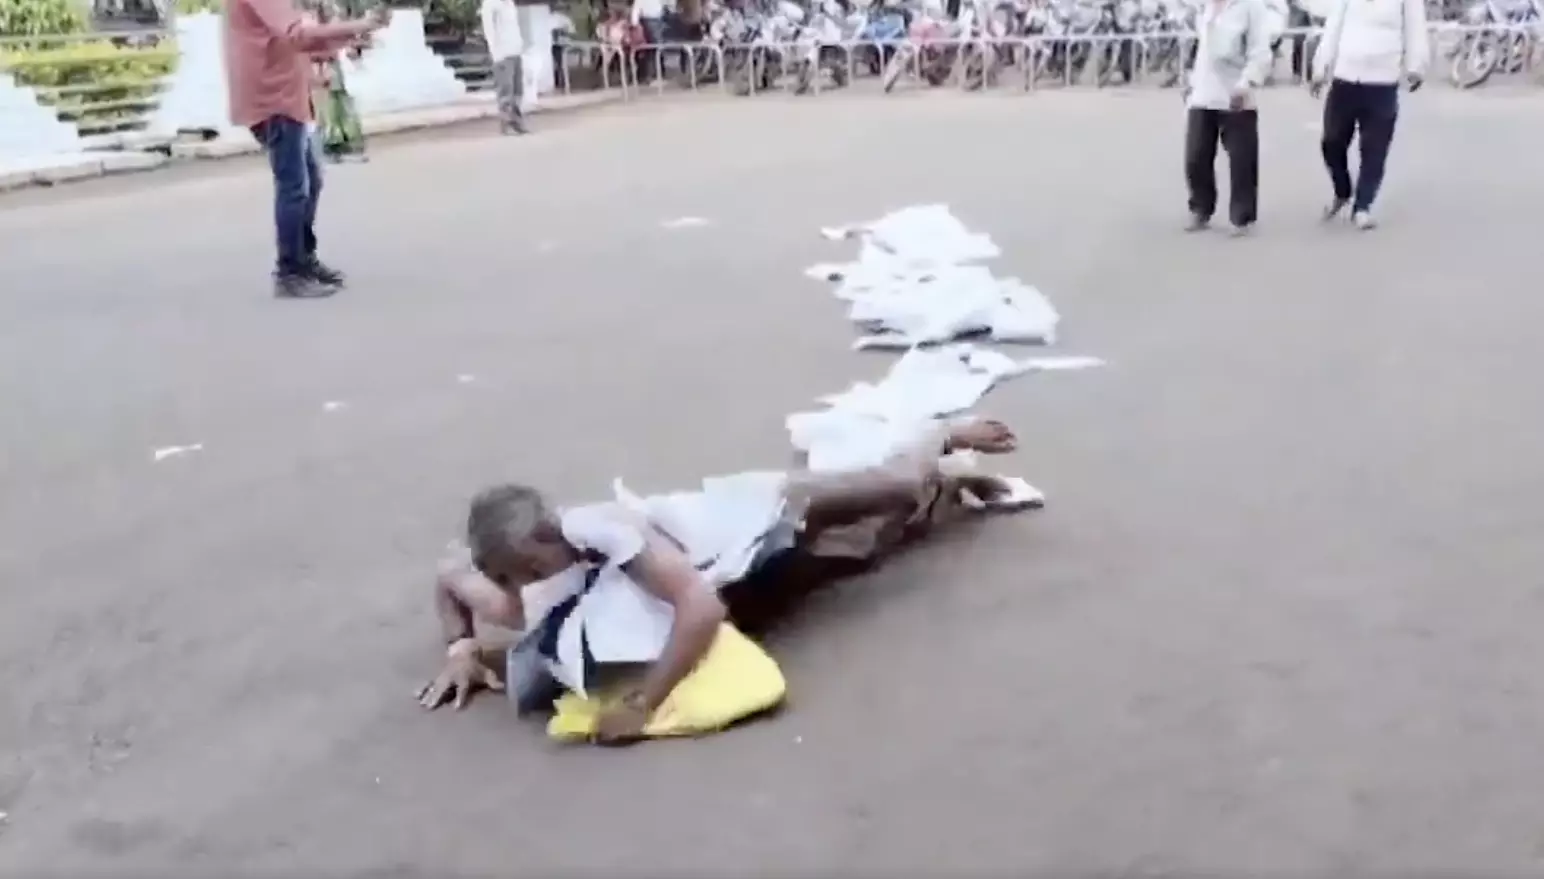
left=224, top=0, right=387, bottom=298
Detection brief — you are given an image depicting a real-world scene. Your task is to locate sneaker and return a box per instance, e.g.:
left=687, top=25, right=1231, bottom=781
left=1229, top=222, right=1254, bottom=237
left=302, top=258, right=346, bottom=288
left=499, top=120, right=529, bottom=135
left=1322, top=197, right=1349, bottom=222
left=1184, top=213, right=1210, bottom=233
left=274, top=273, right=337, bottom=299
left=1351, top=210, right=1377, bottom=231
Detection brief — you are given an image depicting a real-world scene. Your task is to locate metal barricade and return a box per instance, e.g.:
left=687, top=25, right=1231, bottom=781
left=596, top=21, right=1539, bottom=101
left=553, top=39, right=631, bottom=97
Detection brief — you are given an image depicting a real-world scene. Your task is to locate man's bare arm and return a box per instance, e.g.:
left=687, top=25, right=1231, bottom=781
left=435, top=562, right=524, bottom=643
left=246, top=0, right=379, bottom=51
left=624, top=532, right=726, bottom=712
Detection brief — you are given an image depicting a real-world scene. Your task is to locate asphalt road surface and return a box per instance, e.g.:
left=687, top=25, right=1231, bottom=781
left=3, top=88, right=1544, bottom=875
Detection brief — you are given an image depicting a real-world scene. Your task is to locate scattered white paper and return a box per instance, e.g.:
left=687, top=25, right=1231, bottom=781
left=322, top=400, right=347, bottom=412
left=152, top=443, right=203, bottom=462
left=662, top=216, right=710, bottom=229
left=1012, top=355, right=1107, bottom=374
left=456, top=374, right=476, bottom=384
left=813, top=205, right=1056, bottom=347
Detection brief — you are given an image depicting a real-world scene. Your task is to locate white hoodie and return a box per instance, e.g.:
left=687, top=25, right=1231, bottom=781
left=1312, top=0, right=1430, bottom=84
left=480, top=0, right=524, bottom=62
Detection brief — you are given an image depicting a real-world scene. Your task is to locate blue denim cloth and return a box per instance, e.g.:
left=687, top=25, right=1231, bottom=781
left=250, top=115, right=323, bottom=276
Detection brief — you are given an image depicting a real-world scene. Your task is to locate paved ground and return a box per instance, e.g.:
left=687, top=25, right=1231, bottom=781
left=3, top=87, right=1544, bottom=875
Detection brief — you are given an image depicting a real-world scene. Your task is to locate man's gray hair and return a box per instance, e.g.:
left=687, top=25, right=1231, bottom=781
left=466, top=483, right=549, bottom=566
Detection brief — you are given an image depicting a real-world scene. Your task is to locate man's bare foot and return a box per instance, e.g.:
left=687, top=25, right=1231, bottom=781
left=948, top=418, right=1017, bottom=454
left=958, top=474, right=1045, bottom=511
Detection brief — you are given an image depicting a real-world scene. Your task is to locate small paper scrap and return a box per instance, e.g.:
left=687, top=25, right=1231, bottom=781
left=152, top=443, right=203, bottom=462
left=322, top=401, right=347, bottom=412
left=456, top=374, right=476, bottom=384
left=661, top=216, right=709, bottom=229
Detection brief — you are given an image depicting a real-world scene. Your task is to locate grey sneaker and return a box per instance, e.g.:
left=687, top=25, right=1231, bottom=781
left=273, top=273, right=338, bottom=299
left=1322, top=197, right=1349, bottom=222
left=1352, top=210, right=1377, bottom=230
left=1229, top=222, right=1254, bottom=238
left=303, top=257, right=346, bottom=288
left=1184, top=213, right=1210, bottom=232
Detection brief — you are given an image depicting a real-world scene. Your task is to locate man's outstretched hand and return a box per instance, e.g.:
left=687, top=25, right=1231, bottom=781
left=418, top=638, right=504, bottom=710
left=593, top=692, right=650, bottom=745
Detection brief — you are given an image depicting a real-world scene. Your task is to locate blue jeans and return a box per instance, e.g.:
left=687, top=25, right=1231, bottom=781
left=251, top=115, right=323, bottom=276
left=1321, top=80, right=1398, bottom=213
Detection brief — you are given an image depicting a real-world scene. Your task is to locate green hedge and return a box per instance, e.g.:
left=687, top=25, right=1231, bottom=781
left=3, top=42, right=177, bottom=134
left=0, top=0, right=85, bottom=38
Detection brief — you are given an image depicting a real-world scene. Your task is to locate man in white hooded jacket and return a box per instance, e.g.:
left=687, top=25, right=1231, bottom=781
left=481, top=0, right=528, bottom=134
left=1310, top=0, right=1428, bottom=229
left=1183, top=0, right=1275, bottom=235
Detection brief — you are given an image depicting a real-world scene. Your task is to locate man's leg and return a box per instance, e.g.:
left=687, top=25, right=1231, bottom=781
left=789, top=417, right=1018, bottom=536
left=1221, top=108, right=1260, bottom=230
left=300, top=128, right=345, bottom=287
left=1183, top=108, right=1222, bottom=229
left=493, top=57, right=516, bottom=131
left=508, top=55, right=528, bottom=131
left=1319, top=78, right=1357, bottom=219
left=1351, top=83, right=1398, bottom=223
left=641, top=17, right=665, bottom=81
left=254, top=116, right=331, bottom=299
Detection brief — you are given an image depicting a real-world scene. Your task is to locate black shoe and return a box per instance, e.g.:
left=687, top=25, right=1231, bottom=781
left=302, top=257, right=346, bottom=288
left=500, top=119, right=529, bottom=135
left=274, top=273, right=338, bottom=299
left=1184, top=213, right=1210, bottom=232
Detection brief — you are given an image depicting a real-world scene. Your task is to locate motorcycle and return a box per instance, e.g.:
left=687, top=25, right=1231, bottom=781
left=856, top=4, right=912, bottom=73
left=788, top=9, right=853, bottom=92
left=882, top=7, right=987, bottom=90
left=1448, top=0, right=1540, bottom=87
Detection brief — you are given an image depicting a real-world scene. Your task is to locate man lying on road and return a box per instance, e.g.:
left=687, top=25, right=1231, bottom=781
left=417, top=415, right=1040, bottom=743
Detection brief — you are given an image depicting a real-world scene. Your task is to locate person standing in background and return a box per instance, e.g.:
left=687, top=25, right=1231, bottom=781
left=1310, top=0, right=1427, bottom=229
left=311, top=2, right=370, bottom=161
left=482, top=0, right=529, bottom=135
left=631, top=0, right=670, bottom=82
left=224, top=0, right=387, bottom=298
left=1182, top=0, right=1274, bottom=236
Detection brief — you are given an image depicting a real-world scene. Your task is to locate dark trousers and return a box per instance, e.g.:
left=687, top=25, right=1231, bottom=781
left=1184, top=107, right=1259, bottom=227
left=638, top=16, right=666, bottom=81
left=251, top=115, right=322, bottom=277
left=1320, top=79, right=1399, bottom=212
left=492, top=55, right=526, bottom=125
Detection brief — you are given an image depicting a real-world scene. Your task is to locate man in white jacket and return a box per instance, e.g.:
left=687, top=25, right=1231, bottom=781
left=1310, top=0, right=1428, bottom=228
left=1183, top=0, right=1275, bottom=235
left=481, top=0, right=528, bottom=134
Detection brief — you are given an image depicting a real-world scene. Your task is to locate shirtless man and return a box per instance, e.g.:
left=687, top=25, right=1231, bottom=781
left=417, top=415, right=1033, bottom=743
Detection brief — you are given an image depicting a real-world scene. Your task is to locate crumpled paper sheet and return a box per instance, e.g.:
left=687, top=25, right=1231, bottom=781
left=810, top=204, right=1060, bottom=348
left=787, top=344, right=1104, bottom=471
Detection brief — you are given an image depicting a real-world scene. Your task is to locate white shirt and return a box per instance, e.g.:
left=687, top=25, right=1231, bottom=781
left=631, top=0, right=670, bottom=23
left=1186, top=0, right=1274, bottom=110
left=1262, top=0, right=1289, bottom=36
left=1312, top=0, right=1429, bottom=84
left=480, top=0, right=524, bottom=62
left=528, top=473, right=790, bottom=695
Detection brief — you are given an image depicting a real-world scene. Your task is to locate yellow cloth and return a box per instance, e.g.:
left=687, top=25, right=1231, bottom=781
left=547, top=623, right=786, bottom=742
